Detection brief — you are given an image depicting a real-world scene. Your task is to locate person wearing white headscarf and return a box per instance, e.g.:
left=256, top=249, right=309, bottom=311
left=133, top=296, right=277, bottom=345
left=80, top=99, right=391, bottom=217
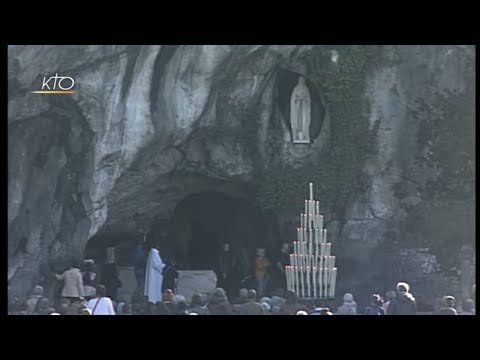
left=386, top=282, right=416, bottom=315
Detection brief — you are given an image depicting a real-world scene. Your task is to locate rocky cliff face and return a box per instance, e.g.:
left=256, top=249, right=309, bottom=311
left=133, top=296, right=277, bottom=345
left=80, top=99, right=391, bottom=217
left=8, top=45, right=475, bottom=305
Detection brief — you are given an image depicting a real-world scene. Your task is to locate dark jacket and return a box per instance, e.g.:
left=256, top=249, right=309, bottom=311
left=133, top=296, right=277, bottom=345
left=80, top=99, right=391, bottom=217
left=156, top=301, right=176, bottom=315
left=162, top=264, right=179, bottom=292
left=387, top=293, right=416, bottom=315
left=365, top=306, right=385, bottom=315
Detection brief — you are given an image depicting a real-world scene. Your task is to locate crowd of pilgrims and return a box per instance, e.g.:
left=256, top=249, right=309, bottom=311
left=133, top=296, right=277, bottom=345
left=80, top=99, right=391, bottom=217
left=8, top=240, right=476, bottom=315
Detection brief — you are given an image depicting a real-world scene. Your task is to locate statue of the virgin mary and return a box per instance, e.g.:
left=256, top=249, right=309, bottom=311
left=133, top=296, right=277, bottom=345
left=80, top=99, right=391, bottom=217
left=290, top=76, right=311, bottom=143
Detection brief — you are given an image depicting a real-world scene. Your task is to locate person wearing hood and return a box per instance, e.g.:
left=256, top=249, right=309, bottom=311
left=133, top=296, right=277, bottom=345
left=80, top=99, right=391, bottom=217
left=387, top=282, right=417, bottom=315
left=207, top=288, right=233, bottom=315
left=437, top=295, right=457, bottom=315
left=335, top=293, right=357, bottom=315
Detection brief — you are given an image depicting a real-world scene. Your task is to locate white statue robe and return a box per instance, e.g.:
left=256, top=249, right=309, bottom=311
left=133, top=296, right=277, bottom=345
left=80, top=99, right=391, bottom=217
left=144, top=248, right=165, bottom=303
left=290, top=79, right=311, bottom=142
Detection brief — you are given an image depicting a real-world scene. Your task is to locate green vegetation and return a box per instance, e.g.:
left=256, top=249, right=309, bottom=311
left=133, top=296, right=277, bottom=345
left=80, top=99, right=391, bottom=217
left=254, top=46, right=382, bottom=216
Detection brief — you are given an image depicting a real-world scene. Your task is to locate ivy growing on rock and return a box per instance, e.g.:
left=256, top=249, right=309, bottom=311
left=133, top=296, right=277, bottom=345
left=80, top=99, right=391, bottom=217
left=253, top=45, right=382, bottom=216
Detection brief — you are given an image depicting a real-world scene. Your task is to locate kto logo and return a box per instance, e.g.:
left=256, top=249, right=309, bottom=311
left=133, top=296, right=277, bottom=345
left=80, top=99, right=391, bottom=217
left=31, top=73, right=75, bottom=94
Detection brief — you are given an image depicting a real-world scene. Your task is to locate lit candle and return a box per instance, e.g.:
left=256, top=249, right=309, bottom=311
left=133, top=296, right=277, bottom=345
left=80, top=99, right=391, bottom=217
left=323, top=229, right=327, bottom=243
left=300, top=266, right=305, bottom=298
left=300, top=214, right=304, bottom=229
left=308, top=238, right=313, bottom=268
left=318, top=266, right=323, bottom=298
left=319, top=214, right=323, bottom=231
left=316, top=201, right=320, bottom=216
left=309, top=182, right=313, bottom=201
left=292, top=267, right=296, bottom=293
left=323, top=267, right=329, bottom=299
left=315, top=240, right=319, bottom=269
left=304, top=200, right=308, bottom=219
left=289, top=267, right=293, bottom=292
left=295, top=262, right=300, bottom=296
left=326, top=243, right=331, bottom=256
left=330, top=268, right=337, bottom=299
left=286, top=266, right=290, bottom=291
left=308, top=200, right=313, bottom=228
left=313, top=266, right=317, bottom=298
left=307, top=266, right=311, bottom=298
left=320, top=242, right=325, bottom=256
left=318, top=256, right=324, bottom=297
left=294, top=241, right=297, bottom=255
left=331, top=256, right=336, bottom=269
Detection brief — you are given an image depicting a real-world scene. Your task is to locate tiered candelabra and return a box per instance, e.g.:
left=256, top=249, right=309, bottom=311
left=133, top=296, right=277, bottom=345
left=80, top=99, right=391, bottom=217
left=285, top=183, right=337, bottom=299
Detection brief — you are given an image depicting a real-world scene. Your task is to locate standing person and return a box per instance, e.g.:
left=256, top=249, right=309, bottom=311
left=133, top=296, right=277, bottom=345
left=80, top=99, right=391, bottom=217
left=274, top=242, right=291, bottom=291
left=437, top=295, right=458, bottom=315
left=254, top=248, right=271, bottom=298
left=55, top=260, right=84, bottom=304
left=144, top=244, right=165, bottom=304
left=102, top=247, right=122, bottom=301
left=87, top=285, right=115, bottom=315
left=365, top=294, right=385, bottom=315
left=82, top=260, right=98, bottom=301
left=162, top=259, right=179, bottom=293
left=335, top=293, right=358, bottom=315
left=387, top=282, right=417, bottom=315
left=383, top=290, right=396, bottom=314
left=26, top=286, right=44, bottom=315
left=132, top=239, right=147, bottom=294
left=459, top=299, right=475, bottom=315
left=217, top=243, right=236, bottom=299
left=207, top=288, right=233, bottom=315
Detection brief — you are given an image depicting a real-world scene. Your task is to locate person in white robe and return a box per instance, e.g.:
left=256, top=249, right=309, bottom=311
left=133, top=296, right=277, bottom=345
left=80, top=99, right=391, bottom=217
left=144, top=246, right=165, bottom=304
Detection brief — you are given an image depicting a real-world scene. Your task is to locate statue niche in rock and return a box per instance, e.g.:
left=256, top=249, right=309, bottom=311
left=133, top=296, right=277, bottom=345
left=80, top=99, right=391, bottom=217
left=290, top=76, right=311, bottom=144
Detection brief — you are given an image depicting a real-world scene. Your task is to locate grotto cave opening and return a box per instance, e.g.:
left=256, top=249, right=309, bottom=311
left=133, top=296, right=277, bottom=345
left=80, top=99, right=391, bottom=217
left=166, top=192, right=280, bottom=271
left=84, top=191, right=283, bottom=275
